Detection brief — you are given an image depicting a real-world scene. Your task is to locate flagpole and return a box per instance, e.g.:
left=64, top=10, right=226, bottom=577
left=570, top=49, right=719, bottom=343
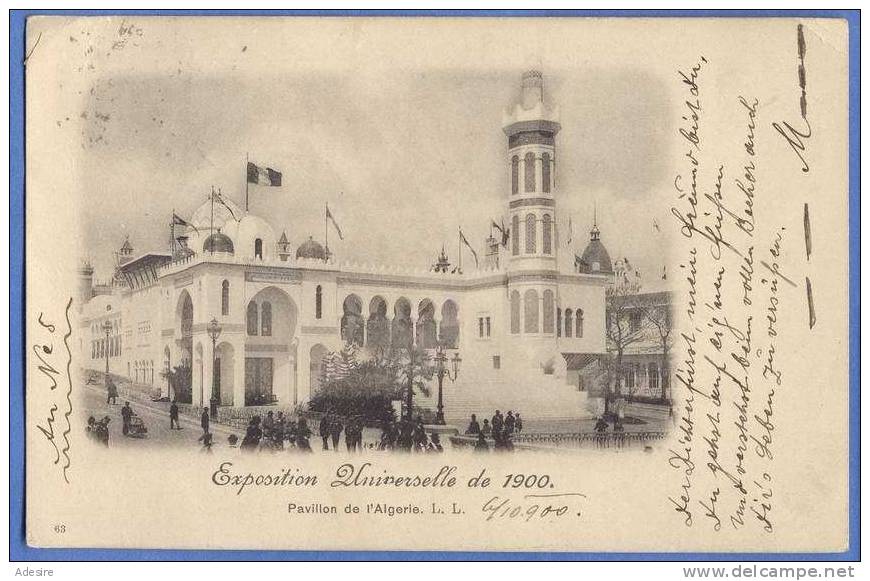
left=210, top=186, right=215, bottom=255
left=458, top=229, right=463, bottom=273
left=245, top=153, right=250, bottom=213
left=325, top=202, right=329, bottom=255
left=170, top=208, right=175, bottom=256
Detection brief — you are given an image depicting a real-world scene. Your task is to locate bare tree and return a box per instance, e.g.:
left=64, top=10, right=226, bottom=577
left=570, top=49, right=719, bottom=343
left=645, top=301, right=674, bottom=402
left=604, top=264, right=648, bottom=414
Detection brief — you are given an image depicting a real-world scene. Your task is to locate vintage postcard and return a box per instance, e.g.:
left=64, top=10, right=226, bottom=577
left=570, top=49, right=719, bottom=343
left=20, top=15, right=853, bottom=555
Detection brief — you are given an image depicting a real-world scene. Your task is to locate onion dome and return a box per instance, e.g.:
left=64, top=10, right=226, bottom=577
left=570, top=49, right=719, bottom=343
left=575, top=224, right=613, bottom=275
left=296, top=236, right=327, bottom=260
left=203, top=231, right=234, bottom=254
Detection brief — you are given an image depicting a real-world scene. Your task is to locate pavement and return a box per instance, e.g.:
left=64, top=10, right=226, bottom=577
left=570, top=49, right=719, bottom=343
left=82, top=384, right=236, bottom=450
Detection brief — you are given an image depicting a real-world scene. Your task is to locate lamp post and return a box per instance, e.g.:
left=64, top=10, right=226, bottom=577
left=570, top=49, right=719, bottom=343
left=433, top=343, right=461, bottom=425
left=207, top=317, right=222, bottom=419
left=102, top=320, right=113, bottom=394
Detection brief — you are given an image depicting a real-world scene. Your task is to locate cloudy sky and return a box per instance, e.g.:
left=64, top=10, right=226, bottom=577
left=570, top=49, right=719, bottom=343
left=33, top=17, right=676, bottom=283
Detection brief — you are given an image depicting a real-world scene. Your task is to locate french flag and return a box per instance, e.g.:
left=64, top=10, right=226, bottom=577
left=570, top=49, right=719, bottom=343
left=246, top=161, right=282, bottom=187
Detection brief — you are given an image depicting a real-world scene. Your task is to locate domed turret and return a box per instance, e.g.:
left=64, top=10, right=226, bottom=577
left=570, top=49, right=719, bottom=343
left=236, top=214, right=276, bottom=260
left=576, top=223, right=613, bottom=275
left=203, top=231, right=235, bottom=254
left=296, top=236, right=327, bottom=260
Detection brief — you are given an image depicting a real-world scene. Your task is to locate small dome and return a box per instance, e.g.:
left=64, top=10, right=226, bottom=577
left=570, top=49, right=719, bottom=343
left=203, top=232, right=234, bottom=254
left=576, top=227, right=613, bottom=274
left=237, top=214, right=276, bottom=260
left=296, top=236, right=327, bottom=260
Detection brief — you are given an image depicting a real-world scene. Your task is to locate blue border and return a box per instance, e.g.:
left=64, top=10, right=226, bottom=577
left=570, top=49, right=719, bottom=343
left=9, top=9, right=860, bottom=562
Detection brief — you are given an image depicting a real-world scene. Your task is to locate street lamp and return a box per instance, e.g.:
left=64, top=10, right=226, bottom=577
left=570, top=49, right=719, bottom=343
left=207, top=317, right=222, bottom=418
left=102, top=320, right=113, bottom=395
left=433, top=343, right=461, bottom=425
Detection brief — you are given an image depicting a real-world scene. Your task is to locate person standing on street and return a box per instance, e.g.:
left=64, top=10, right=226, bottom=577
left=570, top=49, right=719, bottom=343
left=120, top=401, right=133, bottom=436
left=331, top=416, right=344, bottom=452
left=169, top=400, right=180, bottom=430
left=201, top=407, right=210, bottom=436
left=319, top=413, right=331, bottom=450
left=505, top=410, right=516, bottom=435
left=106, top=378, right=118, bottom=405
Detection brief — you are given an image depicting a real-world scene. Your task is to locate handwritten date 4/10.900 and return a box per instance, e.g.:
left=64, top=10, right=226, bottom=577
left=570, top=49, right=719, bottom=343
left=481, top=493, right=587, bottom=522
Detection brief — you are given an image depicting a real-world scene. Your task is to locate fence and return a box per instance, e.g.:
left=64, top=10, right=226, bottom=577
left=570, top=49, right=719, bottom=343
left=514, top=431, right=667, bottom=450
left=450, top=431, right=667, bottom=451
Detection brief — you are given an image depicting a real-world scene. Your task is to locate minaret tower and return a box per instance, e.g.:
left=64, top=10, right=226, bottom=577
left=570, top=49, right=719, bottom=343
left=503, top=70, right=560, bottom=272
left=503, top=70, right=561, bottom=345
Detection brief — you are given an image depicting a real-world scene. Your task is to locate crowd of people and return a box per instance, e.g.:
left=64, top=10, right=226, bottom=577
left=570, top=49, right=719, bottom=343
left=223, top=412, right=445, bottom=454
left=227, top=411, right=314, bottom=453
left=464, top=409, right=522, bottom=452
left=85, top=415, right=111, bottom=446
left=375, top=416, right=443, bottom=453
left=318, top=413, right=365, bottom=452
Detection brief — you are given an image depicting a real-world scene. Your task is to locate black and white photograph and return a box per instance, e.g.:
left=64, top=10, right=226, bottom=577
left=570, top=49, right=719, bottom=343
left=16, top=12, right=856, bottom=560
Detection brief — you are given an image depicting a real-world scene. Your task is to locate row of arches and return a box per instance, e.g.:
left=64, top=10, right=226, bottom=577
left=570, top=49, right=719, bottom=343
left=340, top=295, right=459, bottom=349
left=509, top=290, right=584, bottom=337
left=511, top=213, right=553, bottom=256
left=623, top=361, right=669, bottom=397
left=511, top=151, right=553, bottom=195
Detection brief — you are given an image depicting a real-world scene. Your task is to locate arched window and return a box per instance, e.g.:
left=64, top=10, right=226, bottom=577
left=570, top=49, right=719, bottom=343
left=511, top=155, right=519, bottom=195
left=261, top=301, right=272, bottom=336
left=525, top=213, right=536, bottom=254
left=542, top=214, right=552, bottom=254
left=576, top=309, right=584, bottom=338
left=511, top=214, right=520, bottom=256
left=315, top=285, right=323, bottom=319
left=246, top=302, right=258, bottom=336
left=221, top=280, right=229, bottom=315
left=556, top=308, right=562, bottom=337
left=524, top=289, right=539, bottom=333
left=524, top=152, right=535, bottom=192
left=254, top=238, right=263, bottom=259
left=565, top=308, right=573, bottom=337
left=542, top=152, right=551, bottom=193
left=543, top=290, right=554, bottom=333
left=510, top=290, right=520, bottom=334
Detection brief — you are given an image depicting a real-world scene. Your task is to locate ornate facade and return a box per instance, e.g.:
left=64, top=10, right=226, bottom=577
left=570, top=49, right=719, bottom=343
left=79, top=71, right=617, bottom=422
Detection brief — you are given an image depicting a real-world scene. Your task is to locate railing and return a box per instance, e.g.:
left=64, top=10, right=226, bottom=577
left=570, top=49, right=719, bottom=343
left=449, top=431, right=668, bottom=451
left=514, top=431, right=667, bottom=449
